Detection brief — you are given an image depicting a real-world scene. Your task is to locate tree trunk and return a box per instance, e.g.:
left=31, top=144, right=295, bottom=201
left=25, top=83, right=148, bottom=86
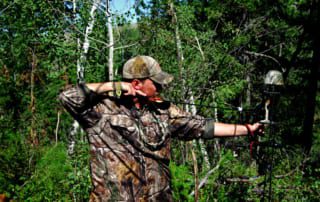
left=168, top=1, right=188, bottom=163
left=69, top=0, right=101, bottom=155
left=168, top=3, right=211, bottom=200
left=55, top=110, right=61, bottom=146
left=106, top=0, right=114, bottom=81
left=78, top=0, right=101, bottom=83
left=169, top=2, right=184, bottom=81
left=30, top=49, right=38, bottom=146
left=302, top=0, right=320, bottom=153
left=190, top=95, right=211, bottom=170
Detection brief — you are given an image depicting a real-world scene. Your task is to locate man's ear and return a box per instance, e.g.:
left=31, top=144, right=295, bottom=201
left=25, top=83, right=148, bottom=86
left=131, top=79, right=143, bottom=90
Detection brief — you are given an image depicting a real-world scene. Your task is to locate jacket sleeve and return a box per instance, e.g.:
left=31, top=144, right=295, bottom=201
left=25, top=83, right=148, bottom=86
left=168, top=104, right=215, bottom=140
left=59, top=83, right=102, bottom=128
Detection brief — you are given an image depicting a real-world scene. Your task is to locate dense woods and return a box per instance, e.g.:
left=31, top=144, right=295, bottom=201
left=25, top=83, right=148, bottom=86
left=0, top=0, right=319, bottom=201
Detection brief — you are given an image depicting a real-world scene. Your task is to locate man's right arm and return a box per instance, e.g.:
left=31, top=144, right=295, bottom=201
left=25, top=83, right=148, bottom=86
left=86, top=81, right=146, bottom=97
left=59, top=81, right=141, bottom=111
left=85, top=82, right=114, bottom=94
left=59, top=84, right=103, bottom=128
left=59, top=81, right=146, bottom=127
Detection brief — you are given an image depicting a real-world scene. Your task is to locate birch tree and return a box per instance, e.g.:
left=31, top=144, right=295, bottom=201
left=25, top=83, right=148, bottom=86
left=106, top=0, right=114, bottom=81
left=78, top=0, right=101, bottom=84
left=168, top=2, right=211, bottom=201
left=68, top=0, right=101, bottom=155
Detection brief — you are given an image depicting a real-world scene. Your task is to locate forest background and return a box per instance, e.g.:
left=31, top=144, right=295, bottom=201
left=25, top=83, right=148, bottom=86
left=0, top=0, right=319, bottom=201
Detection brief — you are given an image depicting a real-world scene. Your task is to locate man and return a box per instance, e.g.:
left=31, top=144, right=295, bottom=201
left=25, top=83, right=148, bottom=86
left=59, top=55, right=262, bottom=201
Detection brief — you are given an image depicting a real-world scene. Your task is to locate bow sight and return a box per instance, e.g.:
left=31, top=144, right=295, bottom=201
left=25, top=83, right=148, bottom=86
left=260, top=70, right=284, bottom=124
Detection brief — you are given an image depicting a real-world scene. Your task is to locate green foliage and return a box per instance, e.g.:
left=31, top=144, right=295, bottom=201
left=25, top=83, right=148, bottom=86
left=0, top=132, right=32, bottom=198
left=16, top=144, right=73, bottom=201
left=170, top=162, right=194, bottom=201
left=1, top=0, right=320, bottom=201
left=15, top=143, right=91, bottom=201
left=66, top=140, right=91, bottom=201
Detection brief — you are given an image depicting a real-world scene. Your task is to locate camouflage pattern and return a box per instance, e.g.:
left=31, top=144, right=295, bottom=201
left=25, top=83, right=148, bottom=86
left=59, top=85, right=208, bottom=202
left=122, top=56, right=173, bottom=85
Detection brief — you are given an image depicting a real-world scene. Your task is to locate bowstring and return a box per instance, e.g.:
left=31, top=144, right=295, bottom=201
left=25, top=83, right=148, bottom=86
left=174, top=98, right=274, bottom=200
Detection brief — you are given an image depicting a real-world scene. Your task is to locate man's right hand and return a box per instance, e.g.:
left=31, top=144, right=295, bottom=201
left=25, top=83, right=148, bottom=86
left=120, top=82, right=146, bottom=97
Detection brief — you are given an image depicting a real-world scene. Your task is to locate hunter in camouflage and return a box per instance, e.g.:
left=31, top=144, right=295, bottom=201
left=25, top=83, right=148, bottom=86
left=59, top=55, right=262, bottom=201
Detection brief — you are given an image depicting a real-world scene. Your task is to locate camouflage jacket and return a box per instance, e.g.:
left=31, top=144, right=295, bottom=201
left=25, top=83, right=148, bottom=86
left=59, top=84, right=213, bottom=202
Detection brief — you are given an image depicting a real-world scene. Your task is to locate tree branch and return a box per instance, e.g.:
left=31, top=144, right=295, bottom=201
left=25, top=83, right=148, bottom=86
left=190, top=156, right=225, bottom=196
left=244, top=50, right=281, bottom=66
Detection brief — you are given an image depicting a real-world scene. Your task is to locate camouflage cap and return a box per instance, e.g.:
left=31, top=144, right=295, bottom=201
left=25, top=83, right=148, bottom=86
left=122, top=56, right=173, bottom=85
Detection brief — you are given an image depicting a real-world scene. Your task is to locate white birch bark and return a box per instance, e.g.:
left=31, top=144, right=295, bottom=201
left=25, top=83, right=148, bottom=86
left=68, top=0, right=80, bottom=155
left=69, top=0, right=100, bottom=155
left=68, top=121, right=81, bottom=155
left=169, top=3, right=211, bottom=201
left=106, top=0, right=114, bottom=81
left=169, top=3, right=198, bottom=199
left=190, top=155, right=224, bottom=196
left=78, top=0, right=101, bottom=83
left=55, top=111, right=61, bottom=146
left=169, top=1, right=189, bottom=164
left=169, top=2, right=184, bottom=80
left=190, top=95, right=211, bottom=170
left=212, top=92, right=221, bottom=164
left=169, top=0, right=211, bottom=167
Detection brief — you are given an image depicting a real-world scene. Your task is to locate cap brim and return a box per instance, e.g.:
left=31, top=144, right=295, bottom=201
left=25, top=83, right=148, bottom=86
left=150, top=71, right=174, bottom=85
